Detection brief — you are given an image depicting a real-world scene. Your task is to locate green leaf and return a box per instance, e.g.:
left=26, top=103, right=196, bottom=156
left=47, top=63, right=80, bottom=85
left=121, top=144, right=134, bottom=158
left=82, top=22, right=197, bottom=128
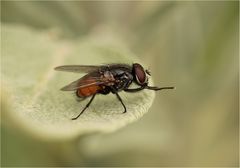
left=1, top=24, right=155, bottom=140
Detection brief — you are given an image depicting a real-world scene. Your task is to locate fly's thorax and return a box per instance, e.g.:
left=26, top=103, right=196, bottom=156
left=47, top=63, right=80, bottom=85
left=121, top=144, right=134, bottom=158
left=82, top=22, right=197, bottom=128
left=103, top=71, right=115, bottom=81
left=113, top=71, right=133, bottom=91
left=101, top=70, right=115, bottom=86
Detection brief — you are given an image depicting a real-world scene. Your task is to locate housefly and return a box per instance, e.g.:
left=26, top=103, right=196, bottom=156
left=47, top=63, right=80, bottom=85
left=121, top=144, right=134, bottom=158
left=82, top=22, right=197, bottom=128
left=55, top=63, right=174, bottom=120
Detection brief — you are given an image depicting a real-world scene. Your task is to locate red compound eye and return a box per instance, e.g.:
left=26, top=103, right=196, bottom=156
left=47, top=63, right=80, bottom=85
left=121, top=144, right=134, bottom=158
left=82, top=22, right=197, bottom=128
left=133, top=63, right=147, bottom=85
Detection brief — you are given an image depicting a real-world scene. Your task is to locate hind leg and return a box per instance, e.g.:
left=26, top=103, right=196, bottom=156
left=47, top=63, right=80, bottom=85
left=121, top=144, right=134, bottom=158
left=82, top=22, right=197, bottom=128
left=72, top=94, right=96, bottom=120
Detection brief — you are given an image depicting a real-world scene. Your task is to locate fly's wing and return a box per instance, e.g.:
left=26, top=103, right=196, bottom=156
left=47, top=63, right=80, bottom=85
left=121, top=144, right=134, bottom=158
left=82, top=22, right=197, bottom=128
left=60, top=73, right=111, bottom=91
left=60, top=76, right=102, bottom=91
left=60, top=79, right=104, bottom=91
left=54, top=65, right=107, bottom=73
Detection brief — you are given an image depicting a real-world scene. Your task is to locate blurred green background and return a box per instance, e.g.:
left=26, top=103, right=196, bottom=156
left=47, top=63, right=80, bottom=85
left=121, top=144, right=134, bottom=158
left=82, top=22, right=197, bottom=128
left=1, top=1, right=239, bottom=167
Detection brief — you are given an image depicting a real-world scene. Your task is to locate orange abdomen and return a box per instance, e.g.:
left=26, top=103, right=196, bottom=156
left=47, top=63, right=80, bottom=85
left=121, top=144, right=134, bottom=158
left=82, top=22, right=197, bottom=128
left=77, top=85, right=101, bottom=97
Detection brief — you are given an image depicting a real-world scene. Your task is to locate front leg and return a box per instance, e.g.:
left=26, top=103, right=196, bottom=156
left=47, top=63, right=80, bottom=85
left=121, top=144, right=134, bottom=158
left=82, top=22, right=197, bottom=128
left=124, top=85, right=175, bottom=92
left=146, top=86, right=175, bottom=91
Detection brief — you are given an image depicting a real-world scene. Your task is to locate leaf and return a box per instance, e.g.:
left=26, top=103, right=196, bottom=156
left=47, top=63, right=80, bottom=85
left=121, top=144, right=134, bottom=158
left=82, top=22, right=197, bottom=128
left=1, top=24, right=155, bottom=140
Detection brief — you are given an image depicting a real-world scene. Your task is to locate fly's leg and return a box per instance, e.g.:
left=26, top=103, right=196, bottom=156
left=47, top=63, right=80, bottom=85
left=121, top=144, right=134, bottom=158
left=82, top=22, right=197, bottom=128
left=124, top=87, right=145, bottom=92
left=72, top=94, right=96, bottom=120
left=124, top=85, right=175, bottom=92
left=146, top=86, right=175, bottom=91
left=124, top=85, right=146, bottom=92
left=115, top=92, right=127, bottom=113
left=110, top=86, right=127, bottom=113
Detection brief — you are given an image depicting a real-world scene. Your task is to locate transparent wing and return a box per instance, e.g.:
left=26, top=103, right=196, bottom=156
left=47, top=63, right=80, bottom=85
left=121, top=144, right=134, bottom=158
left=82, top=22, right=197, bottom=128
left=54, top=65, right=107, bottom=73
left=60, top=79, right=105, bottom=91
left=60, top=77, right=104, bottom=91
left=59, top=70, right=114, bottom=91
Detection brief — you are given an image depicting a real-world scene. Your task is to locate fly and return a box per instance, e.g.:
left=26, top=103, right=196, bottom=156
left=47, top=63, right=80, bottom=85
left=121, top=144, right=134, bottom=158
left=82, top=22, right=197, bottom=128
left=55, top=63, right=174, bottom=120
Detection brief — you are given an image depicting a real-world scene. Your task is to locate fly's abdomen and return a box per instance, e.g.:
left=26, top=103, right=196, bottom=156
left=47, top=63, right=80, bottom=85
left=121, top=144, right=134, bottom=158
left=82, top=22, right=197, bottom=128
left=77, top=85, right=101, bottom=97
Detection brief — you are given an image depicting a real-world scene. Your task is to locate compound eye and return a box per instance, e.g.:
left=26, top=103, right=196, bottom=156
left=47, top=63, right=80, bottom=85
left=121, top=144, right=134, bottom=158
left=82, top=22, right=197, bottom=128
left=133, top=63, right=147, bottom=85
